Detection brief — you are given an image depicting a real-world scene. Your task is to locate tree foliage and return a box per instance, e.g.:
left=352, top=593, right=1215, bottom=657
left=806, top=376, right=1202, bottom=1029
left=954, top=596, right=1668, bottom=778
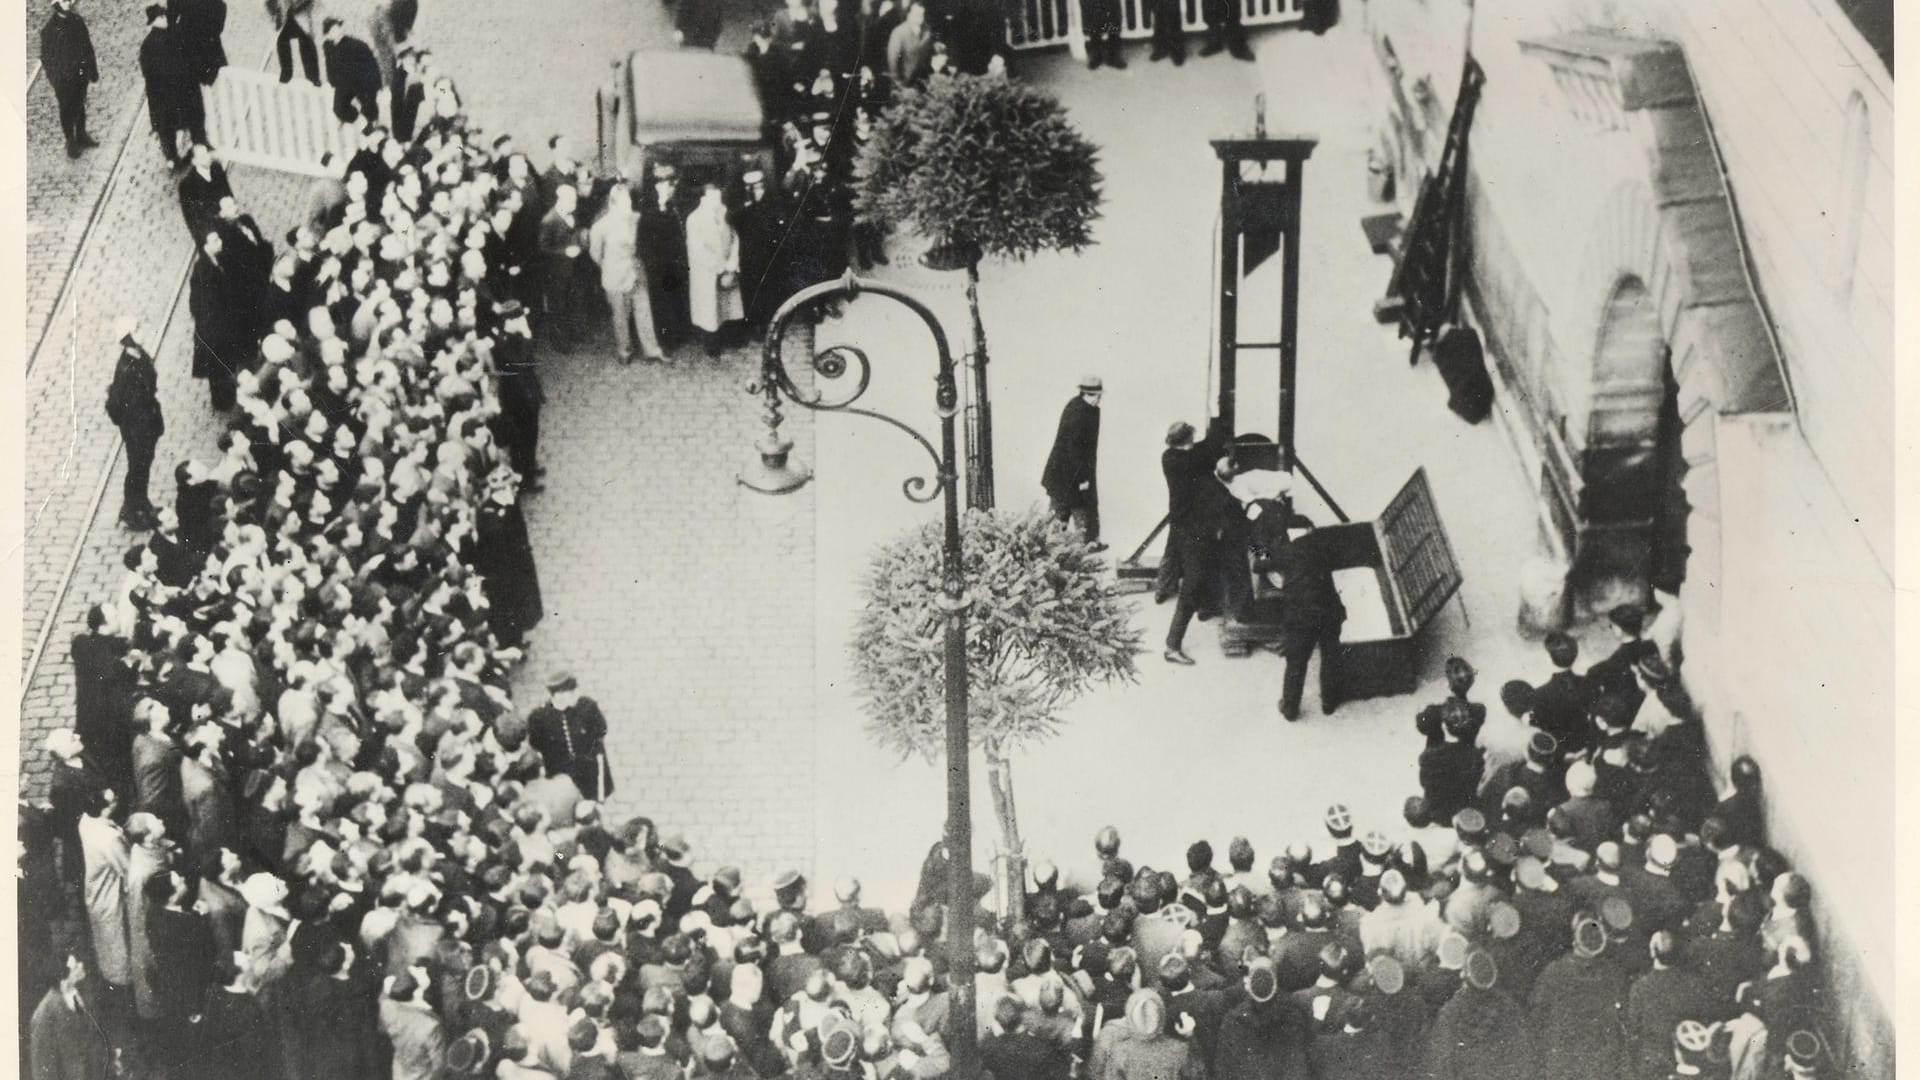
left=852, top=508, right=1142, bottom=762
left=854, top=74, right=1105, bottom=262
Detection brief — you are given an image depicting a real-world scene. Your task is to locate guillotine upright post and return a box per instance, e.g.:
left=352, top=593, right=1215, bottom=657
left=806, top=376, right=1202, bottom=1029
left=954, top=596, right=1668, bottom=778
left=1210, top=138, right=1316, bottom=467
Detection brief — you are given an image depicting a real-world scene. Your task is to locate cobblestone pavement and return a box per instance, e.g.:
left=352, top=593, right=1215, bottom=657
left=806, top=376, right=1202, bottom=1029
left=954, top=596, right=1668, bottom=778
left=18, top=0, right=374, bottom=794
left=26, top=0, right=154, bottom=343
left=419, top=0, right=825, bottom=890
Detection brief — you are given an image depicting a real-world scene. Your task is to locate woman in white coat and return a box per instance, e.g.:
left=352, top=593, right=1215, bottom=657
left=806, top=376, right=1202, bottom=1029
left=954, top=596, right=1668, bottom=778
left=685, top=181, right=744, bottom=356
left=77, top=788, right=133, bottom=993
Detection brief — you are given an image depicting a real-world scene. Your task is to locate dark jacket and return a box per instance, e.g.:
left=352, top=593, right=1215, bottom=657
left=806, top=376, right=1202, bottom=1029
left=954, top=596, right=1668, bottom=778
left=675, top=0, right=724, bottom=47
left=1529, top=953, right=1628, bottom=1080
left=527, top=697, right=614, bottom=800
left=324, top=34, right=383, bottom=95
left=40, top=7, right=99, bottom=86
left=178, top=163, right=234, bottom=242
left=981, top=1029, right=1072, bottom=1080
left=1213, top=995, right=1312, bottom=1080
left=143, top=23, right=209, bottom=147
left=1267, top=528, right=1345, bottom=639
left=70, top=632, right=136, bottom=798
left=105, top=342, right=165, bottom=442
left=1041, top=396, right=1100, bottom=502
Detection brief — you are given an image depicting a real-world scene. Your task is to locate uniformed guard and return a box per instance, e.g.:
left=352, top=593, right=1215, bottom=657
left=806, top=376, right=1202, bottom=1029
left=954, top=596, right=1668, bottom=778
left=104, top=316, right=165, bottom=530
left=526, top=671, right=614, bottom=800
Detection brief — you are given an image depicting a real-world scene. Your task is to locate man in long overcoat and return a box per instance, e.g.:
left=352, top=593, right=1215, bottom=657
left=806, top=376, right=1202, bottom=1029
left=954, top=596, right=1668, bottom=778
left=638, top=163, right=693, bottom=347
left=40, top=0, right=100, bottom=158
left=1528, top=918, right=1630, bottom=1080
left=1041, top=375, right=1104, bottom=549
left=471, top=471, right=544, bottom=648
left=141, top=6, right=202, bottom=164
left=189, top=229, right=244, bottom=410
left=1160, top=427, right=1237, bottom=665
left=71, top=605, right=137, bottom=800
left=322, top=17, right=383, bottom=124
left=528, top=672, right=615, bottom=801
left=1268, top=519, right=1346, bottom=721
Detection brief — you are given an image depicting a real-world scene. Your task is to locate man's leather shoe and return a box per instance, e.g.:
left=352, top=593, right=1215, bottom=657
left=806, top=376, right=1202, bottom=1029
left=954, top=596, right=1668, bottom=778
left=1171, top=50, right=1186, bottom=66
left=1321, top=698, right=1340, bottom=716
left=1278, top=701, right=1300, bottom=722
left=1199, top=37, right=1224, bottom=56
left=1230, top=41, right=1255, bottom=61
left=78, top=133, right=100, bottom=148
left=1087, top=50, right=1103, bottom=69
left=1164, top=649, right=1196, bottom=666
left=1149, top=46, right=1168, bottom=61
left=1107, top=44, right=1127, bottom=68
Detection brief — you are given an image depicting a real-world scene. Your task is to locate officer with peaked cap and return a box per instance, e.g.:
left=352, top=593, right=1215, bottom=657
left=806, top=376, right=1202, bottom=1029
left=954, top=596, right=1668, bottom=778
left=527, top=671, right=614, bottom=801
left=1426, top=949, right=1530, bottom=1080
left=1212, top=957, right=1313, bottom=1080
left=1530, top=915, right=1632, bottom=1080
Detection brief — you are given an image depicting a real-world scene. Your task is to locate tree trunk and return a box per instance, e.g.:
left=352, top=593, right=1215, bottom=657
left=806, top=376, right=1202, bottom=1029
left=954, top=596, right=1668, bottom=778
left=965, top=257, right=996, bottom=511
left=986, top=749, right=1024, bottom=929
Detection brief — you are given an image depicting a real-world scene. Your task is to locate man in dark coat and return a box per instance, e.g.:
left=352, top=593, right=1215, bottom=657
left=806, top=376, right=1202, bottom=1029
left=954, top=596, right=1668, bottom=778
left=729, top=168, right=791, bottom=326
left=1213, top=959, right=1312, bottom=1080
left=980, top=997, right=1071, bottom=1080
left=471, top=472, right=544, bottom=648
left=1624, top=932, right=1722, bottom=1080
left=639, top=163, right=693, bottom=346
left=1425, top=951, right=1530, bottom=1080
left=71, top=606, right=137, bottom=801
left=170, top=0, right=228, bottom=84
left=321, top=17, right=382, bottom=124
left=1146, top=0, right=1184, bottom=64
left=1267, top=519, right=1345, bottom=721
left=1417, top=701, right=1485, bottom=823
left=1155, top=418, right=1228, bottom=652
left=1079, top=0, right=1125, bottom=68
left=40, top=0, right=100, bottom=158
left=28, top=940, right=115, bottom=1080
left=489, top=301, right=544, bottom=487
left=178, top=143, right=232, bottom=241
left=528, top=672, right=615, bottom=800
left=1041, top=376, right=1104, bottom=549
left=1198, top=0, right=1252, bottom=60
left=188, top=229, right=244, bottom=411
left=675, top=0, right=725, bottom=48
left=140, top=6, right=202, bottom=164
left=103, top=317, right=167, bottom=533
left=1528, top=918, right=1629, bottom=1080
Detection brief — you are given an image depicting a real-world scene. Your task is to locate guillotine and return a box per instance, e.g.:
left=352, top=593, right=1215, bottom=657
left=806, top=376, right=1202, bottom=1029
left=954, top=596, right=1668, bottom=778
left=1120, top=114, right=1465, bottom=700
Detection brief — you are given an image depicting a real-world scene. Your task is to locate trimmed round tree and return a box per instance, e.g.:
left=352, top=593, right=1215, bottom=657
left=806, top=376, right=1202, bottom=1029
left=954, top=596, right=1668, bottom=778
left=854, top=73, right=1104, bottom=507
left=852, top=507, right=1141, bottom=924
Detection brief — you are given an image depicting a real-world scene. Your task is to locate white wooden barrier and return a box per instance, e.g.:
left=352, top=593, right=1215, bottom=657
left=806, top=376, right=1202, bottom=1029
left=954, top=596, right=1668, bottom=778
left=203, top=67, right=355, bottom=177
left=1005, top=0, right=1305, bottom=52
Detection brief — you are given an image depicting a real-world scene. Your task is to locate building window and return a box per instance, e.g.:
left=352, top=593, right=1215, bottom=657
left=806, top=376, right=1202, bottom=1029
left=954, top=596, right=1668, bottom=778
left=1833, top=91, right=1871, bottom=298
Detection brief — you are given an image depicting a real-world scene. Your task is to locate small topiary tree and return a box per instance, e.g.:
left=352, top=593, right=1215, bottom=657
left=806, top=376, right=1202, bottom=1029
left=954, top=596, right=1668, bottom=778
left=855, top=73, right=1104, bottom=507
left=852, top=506, right=1141, bottom=924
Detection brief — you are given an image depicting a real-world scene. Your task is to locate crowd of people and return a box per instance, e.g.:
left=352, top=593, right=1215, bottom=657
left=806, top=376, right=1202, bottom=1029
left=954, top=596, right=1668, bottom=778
left=34, top=0, right=1841, bottom=1078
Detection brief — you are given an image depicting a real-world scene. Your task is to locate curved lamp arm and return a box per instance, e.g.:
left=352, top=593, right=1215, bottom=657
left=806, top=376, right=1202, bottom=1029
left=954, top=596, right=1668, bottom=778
left=753, top=272, right=961, bottom=504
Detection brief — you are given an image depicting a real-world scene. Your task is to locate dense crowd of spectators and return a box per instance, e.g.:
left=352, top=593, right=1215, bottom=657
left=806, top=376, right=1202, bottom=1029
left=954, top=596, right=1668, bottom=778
left=24, top=3, right=1839, bottom=1079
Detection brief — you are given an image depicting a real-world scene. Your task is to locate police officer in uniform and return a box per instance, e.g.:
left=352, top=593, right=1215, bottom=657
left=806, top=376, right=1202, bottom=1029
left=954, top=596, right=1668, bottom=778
left=104, top=317, right=164, bottom=530
left=527, top=672, right=614, bottom=801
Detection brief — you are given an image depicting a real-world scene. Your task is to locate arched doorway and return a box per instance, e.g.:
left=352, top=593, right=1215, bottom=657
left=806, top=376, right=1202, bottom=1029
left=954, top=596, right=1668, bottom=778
left=1571, top=276, right=1689, bottom=609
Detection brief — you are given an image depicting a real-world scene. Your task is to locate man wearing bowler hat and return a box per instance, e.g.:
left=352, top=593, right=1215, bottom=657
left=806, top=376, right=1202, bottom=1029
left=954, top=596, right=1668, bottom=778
left=1042, top=375, right=1105, bottom=551
left=528, top=671, right=615, bottom=801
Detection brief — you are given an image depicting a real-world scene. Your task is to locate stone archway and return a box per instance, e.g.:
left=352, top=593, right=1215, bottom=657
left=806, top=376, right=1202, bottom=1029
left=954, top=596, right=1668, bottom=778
left=1570, top=275, right=1669, bottom=607
left=1518, top=33, right=1797, bottom=631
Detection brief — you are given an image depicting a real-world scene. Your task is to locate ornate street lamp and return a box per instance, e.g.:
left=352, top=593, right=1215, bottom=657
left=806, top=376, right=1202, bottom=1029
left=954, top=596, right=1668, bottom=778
left=739, top=271, right=981, bottom=1080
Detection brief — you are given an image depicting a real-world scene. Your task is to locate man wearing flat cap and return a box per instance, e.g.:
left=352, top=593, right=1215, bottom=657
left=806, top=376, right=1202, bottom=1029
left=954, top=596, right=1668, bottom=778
left=528, top=672, right=614, bottom=800
left=1042, top=376, right=1105, bottom=551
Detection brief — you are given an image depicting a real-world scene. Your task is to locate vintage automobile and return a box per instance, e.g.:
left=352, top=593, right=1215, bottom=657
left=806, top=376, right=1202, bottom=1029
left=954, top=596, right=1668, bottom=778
left=595, top=48, right=774, bottom=189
